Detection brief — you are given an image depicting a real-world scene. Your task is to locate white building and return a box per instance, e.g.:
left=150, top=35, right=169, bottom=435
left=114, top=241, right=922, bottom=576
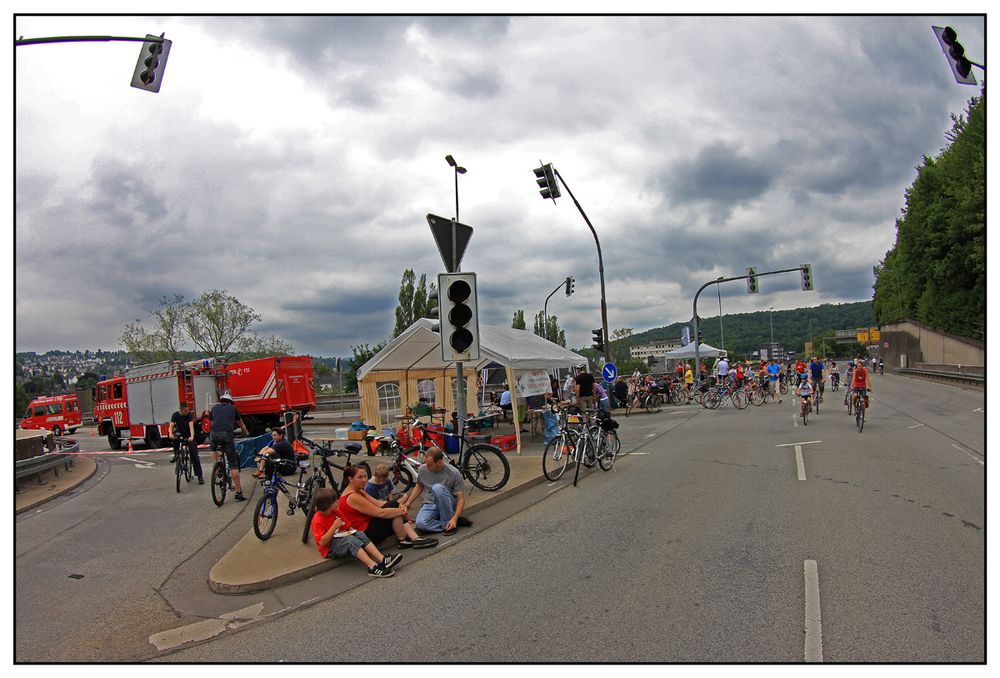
left=630, top=339, right=683, bottom=360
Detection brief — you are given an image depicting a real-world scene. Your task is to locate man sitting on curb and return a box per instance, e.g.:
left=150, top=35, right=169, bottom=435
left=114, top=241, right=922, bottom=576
left=400, top=447, right=472, bottom=536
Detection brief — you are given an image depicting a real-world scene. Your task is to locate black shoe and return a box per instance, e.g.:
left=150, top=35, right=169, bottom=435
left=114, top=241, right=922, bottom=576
left=367, top=564, right=394, bottom=578
left=456, top=516, right=473, bottom=528
left=412, top=537, right=439, bottom=549
left=397, top=539, right=415, bottom=549
left=198, top=477, right=205, bottom=485
left=382, top=553, right=403, bottom=569
left=234, top=492, right=246, bottom=502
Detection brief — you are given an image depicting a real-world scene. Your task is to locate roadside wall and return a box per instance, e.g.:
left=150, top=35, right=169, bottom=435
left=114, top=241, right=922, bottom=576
left=879, top=319, right=984, bottom=369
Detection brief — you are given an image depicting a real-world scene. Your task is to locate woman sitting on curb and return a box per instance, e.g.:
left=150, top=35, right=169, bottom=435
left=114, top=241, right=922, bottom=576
left=339, top=465, right=438, bottom=550
left=310, top=487, right=399, bottom=578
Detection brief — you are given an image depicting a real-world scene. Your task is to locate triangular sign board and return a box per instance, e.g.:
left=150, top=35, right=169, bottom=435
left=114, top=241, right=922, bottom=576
left=427, top=213, right=473, bottom=273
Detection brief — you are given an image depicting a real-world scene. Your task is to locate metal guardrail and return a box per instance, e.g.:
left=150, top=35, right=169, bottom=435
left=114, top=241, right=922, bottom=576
left=15, top=439, right=78, bottom=492
left=895, top=368, right=984, bottom=385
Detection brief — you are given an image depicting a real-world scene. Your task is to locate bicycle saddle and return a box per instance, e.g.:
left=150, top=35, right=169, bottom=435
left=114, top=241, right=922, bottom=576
left=344, top=442, right=362, bottom=454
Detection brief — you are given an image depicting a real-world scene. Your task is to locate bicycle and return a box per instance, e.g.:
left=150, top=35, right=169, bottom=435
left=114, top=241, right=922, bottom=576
left=542, top=402, right=581, bottom=481
left=852, top=388, right=869, bottom=432
left=800, top=393, right=811, bottom=426
left=830, top=372, right=840, bottom=392
left=812, top=380, right=822, bottom=414
left=210, top=451, right=235, bottom=506
left=571, top=408, right=600, bottom=486
left=252, top=449, right=315, bottom=540
left=296, top=437, right=373, bottom=544
left=173, top=436, right=194, bottom=493
left=592, top=411, right=621, bottom=471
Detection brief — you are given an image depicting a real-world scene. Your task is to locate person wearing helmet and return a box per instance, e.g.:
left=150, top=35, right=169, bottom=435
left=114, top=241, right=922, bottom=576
left=796, top=371, right=814, bottom=416
left=210, top=390, right=250, bottom=501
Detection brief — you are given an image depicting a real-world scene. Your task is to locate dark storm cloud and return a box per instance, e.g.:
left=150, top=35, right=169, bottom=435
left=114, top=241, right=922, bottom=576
left=657, top=142, right=776, bottom=214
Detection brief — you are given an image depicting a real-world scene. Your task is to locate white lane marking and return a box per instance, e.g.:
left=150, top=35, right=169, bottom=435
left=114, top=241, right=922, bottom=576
left=907, top=423, right=925, bottom=429
left=804, top=560, right=824, bottom=662
left=952, top=443, right=984, bottom=467
left=121, top=457, right=156, bottom=468
left=631, top=452, right=651, bottom=456
left=775, top=441, right=822, bottom=448
left=973, top=407, right=983, bottom=413
left=795, top=445, right=807, bottom=481
left=645, top=433, right=657, bottom=438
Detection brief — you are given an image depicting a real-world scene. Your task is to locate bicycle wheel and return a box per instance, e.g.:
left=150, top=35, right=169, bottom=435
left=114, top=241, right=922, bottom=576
left=704, top=389, right=721, bottom=410
left=211, top=461, right=228, bottom=506
left=645, top=395, right=662, bottom=414
left=751, top=387, right=766, bottom=406
left=814, top=392, right=820, bottom=414
left=542, top=434, right=571, bottom=481
left=391, top=463, right=415, bottom=497
left=582, top=427, right=599, bottom=467
left=847, top=393, right=854, bottom=416
left=779, top=381, right=788, bottom=394
left=254, top=494, right=278, bottom=540
left=184, top=452, right=193, bottom=483
left=802, top=401, right=808, bottom=426
left=175, top=455, right=182, bottom=493
left=300, top=476, right=322, bottom=544
left=732, top=390, right=749, bottom=409
left=598, top=433, right=615, bottom=471
left=463, top=444, right=510, bottom=491
left=857, top=401, right=865, bottom=432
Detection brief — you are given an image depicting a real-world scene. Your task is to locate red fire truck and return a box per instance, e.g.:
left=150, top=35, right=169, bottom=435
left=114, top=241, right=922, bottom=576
left=19, top=394, right=83, bottom=437
left=94, top=356, right=316, bottom=450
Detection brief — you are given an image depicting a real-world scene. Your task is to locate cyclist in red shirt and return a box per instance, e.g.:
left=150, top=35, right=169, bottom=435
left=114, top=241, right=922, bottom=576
left=851, top=357, right=873, bottom=412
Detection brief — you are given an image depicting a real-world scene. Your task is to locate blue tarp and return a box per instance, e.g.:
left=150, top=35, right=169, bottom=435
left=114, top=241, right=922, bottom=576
left=543, top=410, right=559, bottom=445
left=236, top=433, right=273, bottom=470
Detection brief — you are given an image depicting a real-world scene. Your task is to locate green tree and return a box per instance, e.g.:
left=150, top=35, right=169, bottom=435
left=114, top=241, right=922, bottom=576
left=183, top=289, right=262, bottom=355
left=532, top=311, right=566, bottom=346
left=393, top=271, right=436, bottom=337
left=512, top=310, right=526, bottom=330
left=15, top=383, right=30, bottom=417
left=240, top=334, right=295, bottom=358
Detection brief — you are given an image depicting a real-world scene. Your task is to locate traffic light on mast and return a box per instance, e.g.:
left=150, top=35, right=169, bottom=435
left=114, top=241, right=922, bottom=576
left=533, top=163, right=561, bottom=202
left=801, top=264, right=814, bottom=291
left=591, top=328, right=604, bottom=352
left=932, top=25, right=977, bottom=86
left=437, top=272, right=480, bottom=361
left=131, top=33, right=171, bottom=93
left=565, top=276, right=575, bottom=296
left=746, top=267, right=759, bottom=294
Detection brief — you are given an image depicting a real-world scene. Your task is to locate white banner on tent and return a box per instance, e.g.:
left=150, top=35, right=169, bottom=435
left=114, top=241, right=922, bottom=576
left=514, top=369, right=550, bottom=398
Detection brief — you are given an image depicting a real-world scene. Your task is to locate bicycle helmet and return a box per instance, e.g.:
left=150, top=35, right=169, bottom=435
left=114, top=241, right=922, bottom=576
left=847, top=360, right=854, bottom=367
left=799, top=372, right=809, bottom=380
left=220, top=390, right=234, bottom=402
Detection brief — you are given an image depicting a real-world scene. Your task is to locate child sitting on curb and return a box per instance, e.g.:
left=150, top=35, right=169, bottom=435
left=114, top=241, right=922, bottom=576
left=364, top=463, right=394, bottom=502
left=310, top=487, right=401, bottom=578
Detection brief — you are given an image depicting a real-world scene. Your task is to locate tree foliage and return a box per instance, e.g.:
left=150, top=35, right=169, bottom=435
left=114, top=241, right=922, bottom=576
left=511, top=310, right=526, bottom=330
left=873, top=92, right=985, bottom=339
left=532, top=311, right=566, bottom=347
left=344, top=341, right=386, bottom=393
left=393, top=270, right=436, bottom=338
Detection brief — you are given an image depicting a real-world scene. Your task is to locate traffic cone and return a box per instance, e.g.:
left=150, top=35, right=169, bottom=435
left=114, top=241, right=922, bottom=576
left=127, top=439, right=134, bottom=453
left=89, top=427, right=95, bottom=436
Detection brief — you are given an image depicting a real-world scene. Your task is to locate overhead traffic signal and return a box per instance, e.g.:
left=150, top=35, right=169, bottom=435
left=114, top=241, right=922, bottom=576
left=565, top=276, right=575, bottom=296
left=427, top=288, right=440, bottom=333
left=801, top=264, right=814, bottom=291
left=131, top=33, right=171, bottom=93
left=533, top=163, right=561, bottom=202
left=932, top=25, right=977, bottom=86
left=437, top=272, right=480, bottom=361
left=591, top=328, right=604, bottom=352
left=746, top=266, right=759, bottom=294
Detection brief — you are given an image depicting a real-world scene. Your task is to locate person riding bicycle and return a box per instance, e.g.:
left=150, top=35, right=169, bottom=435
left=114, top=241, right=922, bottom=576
left=829, top=361, right=840, bottom=389
left=209, top=390, right=250, bottom=501
left=808, top=356, right=825, bottom=403
left=168, top=401, right=204, bottom=485
left=796, top=373, right=814, bottom=413
left=851, top=357, right=873, bottom=411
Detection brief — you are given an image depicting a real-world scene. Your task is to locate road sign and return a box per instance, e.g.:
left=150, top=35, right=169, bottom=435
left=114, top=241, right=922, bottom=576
left=602, top=363, right=618, bottom=382
left=884, top=342, right=889, bottom=348
left=427, top=213, right=473, bottom=273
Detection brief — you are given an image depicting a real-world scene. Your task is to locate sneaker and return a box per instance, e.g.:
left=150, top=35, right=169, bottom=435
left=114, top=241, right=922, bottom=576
left=397, top=539, right=415, bottom=549
left=456, top=516, right=473, bottom=527
left=411, top=537, right=438, bottom=549
left=198, top=477, right=205, bottom=485
left=234, top=492, right=246, bottom=502
left=382, top=553, right=403, bottom=569
left=367, top=564, right=394, bottom=578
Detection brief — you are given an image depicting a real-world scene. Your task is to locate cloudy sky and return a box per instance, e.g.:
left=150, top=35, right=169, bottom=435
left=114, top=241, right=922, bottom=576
left=12, top=11, right=986, bottom=357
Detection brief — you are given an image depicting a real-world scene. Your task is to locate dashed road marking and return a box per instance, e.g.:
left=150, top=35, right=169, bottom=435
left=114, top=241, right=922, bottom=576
left=794, top=445, right=807, bottom=481
left=952, top=443, right=984, bottom=467
left=907, top=423, right=925, bottom=429
left=804, top=560, right=824, bottom=662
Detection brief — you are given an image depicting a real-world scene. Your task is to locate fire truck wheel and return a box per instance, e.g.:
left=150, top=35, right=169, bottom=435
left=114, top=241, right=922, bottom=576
left=108, top=433, right=122, bottom=450
left=69, top=428, right=78, bottom=434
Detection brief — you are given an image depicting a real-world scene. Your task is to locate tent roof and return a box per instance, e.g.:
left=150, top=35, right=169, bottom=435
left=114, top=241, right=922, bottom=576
left=662, top=341, right=728, bottom=358
left=357, top=318, right=586, bottom=380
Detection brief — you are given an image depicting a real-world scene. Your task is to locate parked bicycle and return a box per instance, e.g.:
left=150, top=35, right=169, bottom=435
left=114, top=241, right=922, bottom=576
left=296, top=437, right=373, bottom=544
left=174, top=436, right=194, bottom=493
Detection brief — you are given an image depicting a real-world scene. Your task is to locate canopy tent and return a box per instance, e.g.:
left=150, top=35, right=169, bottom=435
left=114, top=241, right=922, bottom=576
left=357, top=318, right=585, bottom=452
left=662, top=341, right=728, bottom=359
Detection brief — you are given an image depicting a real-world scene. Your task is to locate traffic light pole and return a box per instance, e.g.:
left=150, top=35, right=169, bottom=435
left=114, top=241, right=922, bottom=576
left=552, top=169, right=609, bottom=364
left=542, top=279, right=566, bottom=340
left=692, top=266, right=806, bottom=384
left=15, top=35, right=165, bottom=46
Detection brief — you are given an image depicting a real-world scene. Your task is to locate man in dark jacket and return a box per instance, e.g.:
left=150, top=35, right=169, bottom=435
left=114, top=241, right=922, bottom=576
left=210, top=390, right=250, bottom=501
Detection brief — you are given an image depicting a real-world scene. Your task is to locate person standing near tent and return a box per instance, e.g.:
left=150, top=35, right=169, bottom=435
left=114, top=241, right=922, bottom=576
left=575, top=366, right=596, bottom=411
left=562, top=373, right=576, bottom=403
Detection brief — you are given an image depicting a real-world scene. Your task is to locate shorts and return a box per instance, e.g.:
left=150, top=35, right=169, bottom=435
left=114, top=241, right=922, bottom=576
left=361, top=499, right=400, bottom=545
left=327, top=530, right=372, bottom=559
left=210, top=431, right=238, bottom=469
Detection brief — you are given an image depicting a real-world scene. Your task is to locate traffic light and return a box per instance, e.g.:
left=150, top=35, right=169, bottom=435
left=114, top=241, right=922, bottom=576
left=933, top=25, right=977, bottom=86
left=427, top=288, right=440, bottom=333
left=591, top=328, right=604, bottom=352
left=565, top=276, right=575, bottom=296
left=746, top=266, right=759, bottom=294
left=801, top=264, right=814, bottom=291
left=130, top=34, right=171, bottom=93
left=533, top=163, right=561, bottom=202
left=437, top=272, right=479, bottom=361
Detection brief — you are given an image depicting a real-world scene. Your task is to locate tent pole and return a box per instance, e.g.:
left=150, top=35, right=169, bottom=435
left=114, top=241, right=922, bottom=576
left=506, top=365, right=520, bottom=454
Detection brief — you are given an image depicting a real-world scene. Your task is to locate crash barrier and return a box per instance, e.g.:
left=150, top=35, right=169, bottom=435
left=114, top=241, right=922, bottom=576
left=15, top=438, right=79, bottom=492
left=314, top=393, right=360, bottom=414
left=895, top=367, right=983, bottom=386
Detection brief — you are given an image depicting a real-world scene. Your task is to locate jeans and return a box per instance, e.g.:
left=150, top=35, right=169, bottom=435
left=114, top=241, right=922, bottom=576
left=173, top=437, right=203, bottom=478
left=414, top=484, right=456, bottom=533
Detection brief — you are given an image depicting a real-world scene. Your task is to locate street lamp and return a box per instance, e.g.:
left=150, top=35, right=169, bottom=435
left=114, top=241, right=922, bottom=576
left=768, top=307, right=775, bottom=360
left=445, top=155, right=467, bottom=221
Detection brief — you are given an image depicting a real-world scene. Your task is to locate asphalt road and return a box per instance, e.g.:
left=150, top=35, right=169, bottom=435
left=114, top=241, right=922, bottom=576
left=15, top=373, right=984, bottom=662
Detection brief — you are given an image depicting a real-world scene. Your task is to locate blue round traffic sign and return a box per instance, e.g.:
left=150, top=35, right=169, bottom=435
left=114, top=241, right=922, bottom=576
left=602, top=363, right=618, bottom=382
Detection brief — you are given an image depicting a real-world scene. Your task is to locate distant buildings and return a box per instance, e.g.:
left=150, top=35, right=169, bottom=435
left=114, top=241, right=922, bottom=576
left=629, top=339, right=682, bottom=361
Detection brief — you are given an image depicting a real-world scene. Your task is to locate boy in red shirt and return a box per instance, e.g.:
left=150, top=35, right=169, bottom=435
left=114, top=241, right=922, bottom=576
left=310, top=487, right=400, bottom=577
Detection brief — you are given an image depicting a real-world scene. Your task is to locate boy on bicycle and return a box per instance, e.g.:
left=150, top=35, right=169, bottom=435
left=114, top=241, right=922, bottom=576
left=796, top=373, right=814, bottom=413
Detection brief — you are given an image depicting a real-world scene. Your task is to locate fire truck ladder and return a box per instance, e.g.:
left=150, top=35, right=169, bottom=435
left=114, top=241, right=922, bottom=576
left=181, top=370, right=196, bottom=406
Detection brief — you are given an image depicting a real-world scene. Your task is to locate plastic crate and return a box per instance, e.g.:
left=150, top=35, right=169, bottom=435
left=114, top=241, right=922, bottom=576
left=491, top=434, right=517, bottom=451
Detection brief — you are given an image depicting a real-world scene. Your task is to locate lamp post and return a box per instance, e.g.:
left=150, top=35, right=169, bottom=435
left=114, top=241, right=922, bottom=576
left=768, top=307, right=775, bottom=360
left=445, top=154, right=466, bottom=222
left=716, top=278, right=725, bottom=353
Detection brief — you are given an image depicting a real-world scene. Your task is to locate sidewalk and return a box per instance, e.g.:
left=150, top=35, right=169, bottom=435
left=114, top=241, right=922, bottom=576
left=208, top=449, right=550, bottom=593
left=15, top=453, right=98, bottom=515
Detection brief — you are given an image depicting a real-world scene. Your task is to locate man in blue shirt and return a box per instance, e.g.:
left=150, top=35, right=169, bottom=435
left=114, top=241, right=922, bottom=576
left=808, top=356, right=826, bottom=403
left=498, top=387, right=512, bottom=420
left=766, top=359, right=782, bottom=403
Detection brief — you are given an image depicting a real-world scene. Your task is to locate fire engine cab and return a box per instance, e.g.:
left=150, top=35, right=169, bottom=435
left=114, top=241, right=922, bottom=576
left=20, top=394, right=83, bottom=437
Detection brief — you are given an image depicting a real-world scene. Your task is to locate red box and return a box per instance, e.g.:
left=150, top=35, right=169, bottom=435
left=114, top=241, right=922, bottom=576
left=491, top=434, right=517, bottom=451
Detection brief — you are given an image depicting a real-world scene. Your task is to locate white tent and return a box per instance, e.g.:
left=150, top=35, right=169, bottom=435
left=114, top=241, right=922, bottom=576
left=662, top=341, right=728, bottom=359
left=357, top=318, right=585, bottom=452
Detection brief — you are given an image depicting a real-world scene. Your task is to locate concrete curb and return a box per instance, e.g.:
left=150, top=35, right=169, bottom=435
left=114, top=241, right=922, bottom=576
left=15, top=454, right=98, bottom=515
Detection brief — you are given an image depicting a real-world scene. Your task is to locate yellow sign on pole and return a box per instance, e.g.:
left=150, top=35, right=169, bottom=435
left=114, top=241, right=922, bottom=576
left=870, top=328, right=881, bottom=342
left=856, top=330, right=869, bottom=343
